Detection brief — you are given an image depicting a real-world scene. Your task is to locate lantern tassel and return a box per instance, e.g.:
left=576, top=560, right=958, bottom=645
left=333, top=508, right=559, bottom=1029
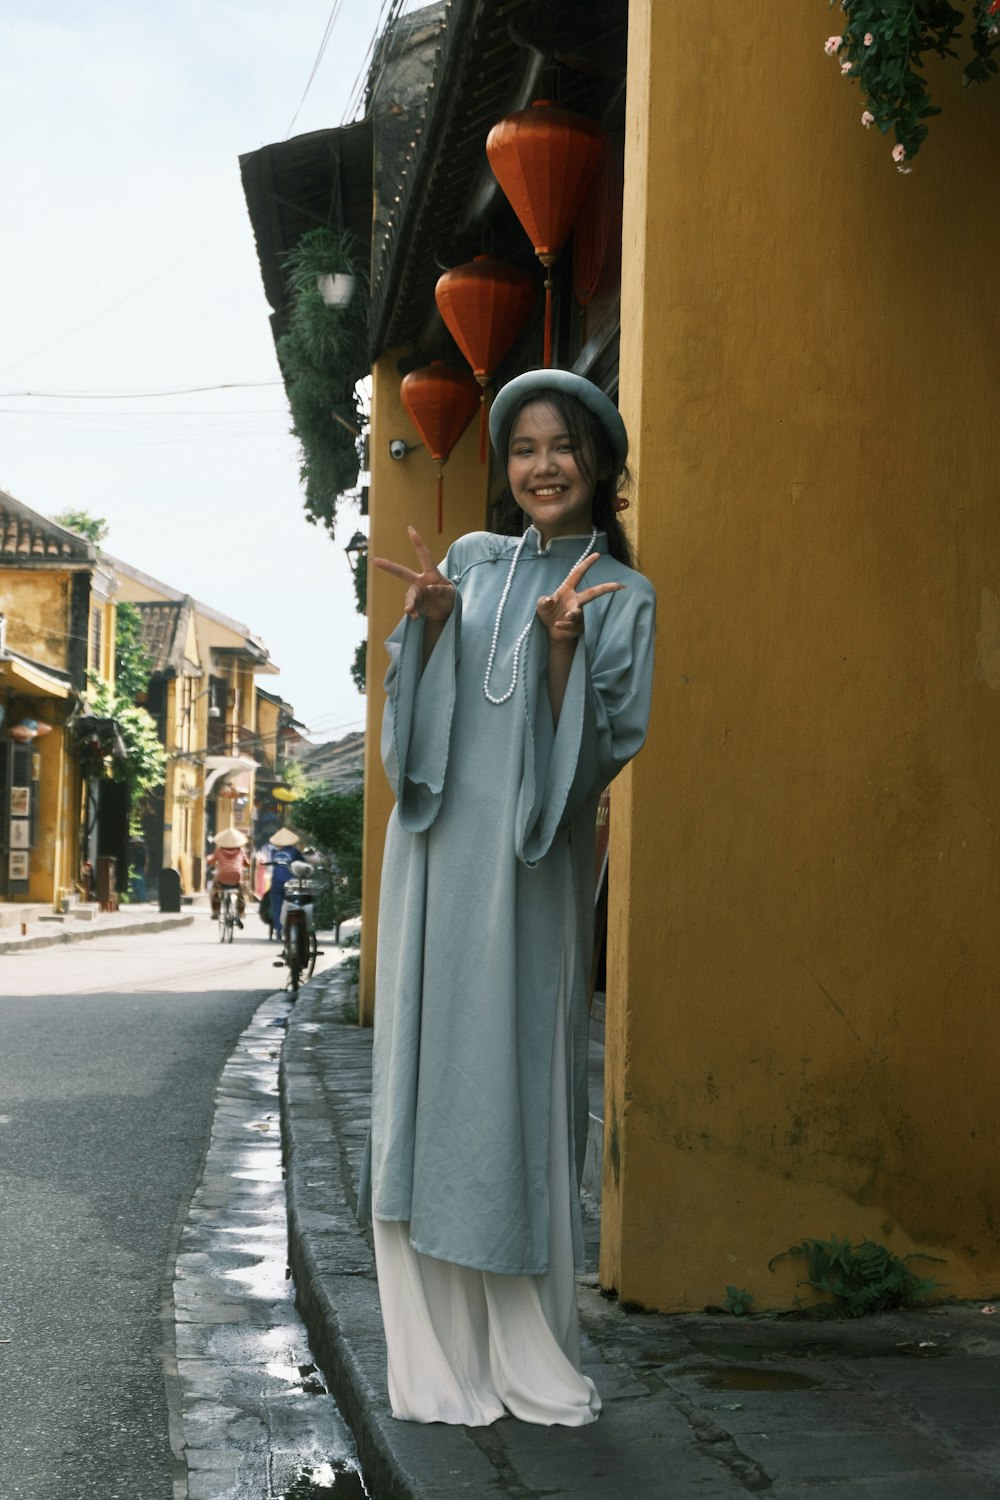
left=543, top=273, right=553, bottom=368
left=478, top=389, right=488, bottom=464
left=437, top=464, right=445, bottom=534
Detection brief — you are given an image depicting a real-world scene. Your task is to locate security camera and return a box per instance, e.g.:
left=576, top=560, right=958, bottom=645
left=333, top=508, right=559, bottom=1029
left=389, top=439, right=411, bottom=461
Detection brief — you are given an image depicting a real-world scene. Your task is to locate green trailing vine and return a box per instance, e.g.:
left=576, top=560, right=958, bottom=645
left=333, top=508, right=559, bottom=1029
left=276, top=227, right=370, bottom=535
left=824, top=1, right=1000, bottom=169
left=773, top=1234, right=944, bottom=1317
left=86, top=675, right=167, bottom=805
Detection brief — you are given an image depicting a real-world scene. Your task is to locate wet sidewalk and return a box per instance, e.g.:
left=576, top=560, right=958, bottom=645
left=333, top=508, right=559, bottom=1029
left=0, top=899, right=194, bottom=953
left=282, top=965, right=1000, bottom=1500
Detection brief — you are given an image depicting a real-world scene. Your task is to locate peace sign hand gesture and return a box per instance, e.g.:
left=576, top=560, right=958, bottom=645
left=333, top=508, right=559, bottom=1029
left=535, top=552, right=624, bottom=641
left=373, top=526, right=457, bottom=623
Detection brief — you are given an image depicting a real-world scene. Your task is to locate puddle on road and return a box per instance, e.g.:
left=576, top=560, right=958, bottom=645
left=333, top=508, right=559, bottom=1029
left=696, top=1365, right=820, bottom=1392
left=170, top=989, right=369, bottom=1498
left=281, top=1462, right=367, bottom=1498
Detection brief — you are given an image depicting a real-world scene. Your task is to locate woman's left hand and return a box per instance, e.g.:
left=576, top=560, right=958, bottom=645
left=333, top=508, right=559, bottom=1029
left=536, top=553, right=624, bottom=641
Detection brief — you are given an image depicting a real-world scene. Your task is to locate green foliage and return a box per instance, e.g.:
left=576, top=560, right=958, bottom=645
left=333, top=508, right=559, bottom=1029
left=352, top=551, right=367, bottom=615
left=292, top=785, right=364, bottom=929
left=723, top=1286, right=754, bottom=1316
left=87, top=677, right=167, bottom=801
left=351, top=638, right=367, bottom=695
left=340, top=932, right=361, bottom=986
left=51, top=509, right=109, bottom=545
left=114, top=601, right=153, bottom=701
left=776, top=1234, right=944, bottom=1317
left=276, top=227, right=370, bottom=536
left=826, top=1, right=1000, bottom=166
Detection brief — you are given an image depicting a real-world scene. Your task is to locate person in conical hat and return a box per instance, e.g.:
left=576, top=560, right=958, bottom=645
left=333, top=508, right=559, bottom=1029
left=206, top=826, right=249, bottom=924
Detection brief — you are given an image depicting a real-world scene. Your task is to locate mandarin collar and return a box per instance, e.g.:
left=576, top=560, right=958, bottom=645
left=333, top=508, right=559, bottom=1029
left=523, top=524, right=608, bottom=557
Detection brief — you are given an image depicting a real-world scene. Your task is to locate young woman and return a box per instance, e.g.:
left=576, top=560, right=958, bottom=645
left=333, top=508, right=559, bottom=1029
left=361, top=369, right=656, bottom=1427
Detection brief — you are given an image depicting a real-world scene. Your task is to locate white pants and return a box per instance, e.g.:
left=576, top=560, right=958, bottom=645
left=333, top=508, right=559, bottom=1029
left=372, top=971, right=600, bottom=1426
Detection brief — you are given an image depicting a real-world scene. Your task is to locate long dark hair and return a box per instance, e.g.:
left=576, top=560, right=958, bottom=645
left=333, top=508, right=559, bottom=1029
left=491, top=388, right=635, bottom=568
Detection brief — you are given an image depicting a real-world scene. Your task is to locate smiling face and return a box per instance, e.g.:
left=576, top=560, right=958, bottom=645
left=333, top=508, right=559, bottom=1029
left=506, top=400, right=597, bottom=545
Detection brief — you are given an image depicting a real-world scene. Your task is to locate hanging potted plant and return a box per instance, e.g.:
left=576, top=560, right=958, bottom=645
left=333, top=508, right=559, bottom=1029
left=824, top=0, right=1000, bottom=169
left=276, top=227, right=370, bottom=534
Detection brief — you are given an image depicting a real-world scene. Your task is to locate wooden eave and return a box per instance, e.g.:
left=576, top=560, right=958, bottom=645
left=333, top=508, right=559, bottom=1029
left=239, top=120, right=374, bottom=350
left=369, top=0, right=628, bottom=359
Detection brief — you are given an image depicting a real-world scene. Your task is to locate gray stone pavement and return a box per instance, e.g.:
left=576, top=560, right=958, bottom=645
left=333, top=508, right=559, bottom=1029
left=0, top=899, right=193, bottom=953
left=282, top=966, right=1000, bottom=1500
left=169, top=986, right=364, bottom=1500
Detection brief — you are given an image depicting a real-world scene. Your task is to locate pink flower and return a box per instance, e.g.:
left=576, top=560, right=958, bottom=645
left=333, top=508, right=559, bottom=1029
left=892, top=143, right=907, bottom=163
left=864, top=31, right=874, bottom=45
left=841, top=59, right=853, bottom=74
left=861, top=110, right=875, bottom=128
left=824, top=34, right=843, bottom=55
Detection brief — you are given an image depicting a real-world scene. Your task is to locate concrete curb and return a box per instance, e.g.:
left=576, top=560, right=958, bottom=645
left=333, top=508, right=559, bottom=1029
left=0, top=912, right=194, bottom=954
left=280, top=969, right=501, bottom=1500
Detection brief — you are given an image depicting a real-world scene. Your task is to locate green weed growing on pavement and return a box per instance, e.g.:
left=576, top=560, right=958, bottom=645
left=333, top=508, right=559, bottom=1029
left=723, top=1285, right=754, bottom=1316
left=772, top=1234, right=944, bottom=1318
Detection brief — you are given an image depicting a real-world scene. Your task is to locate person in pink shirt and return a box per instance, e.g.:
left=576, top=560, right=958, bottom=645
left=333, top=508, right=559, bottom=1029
left=206, top=829, right=250, bottom=926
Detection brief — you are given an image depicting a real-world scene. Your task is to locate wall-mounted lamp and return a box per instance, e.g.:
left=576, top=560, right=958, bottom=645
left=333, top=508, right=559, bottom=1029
left=183, top=684, right=222, bottom=721
left=344, top=530, right=368, bottom=576
left=388, top=439, right=418, bottom=461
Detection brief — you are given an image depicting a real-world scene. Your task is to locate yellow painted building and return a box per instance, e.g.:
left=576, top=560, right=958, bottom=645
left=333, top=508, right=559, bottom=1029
left=244, top=1, right=1000, bottom=1311
left=110, top=558, right=279, bottom=893
left=0, top=493, right=118, bottom=910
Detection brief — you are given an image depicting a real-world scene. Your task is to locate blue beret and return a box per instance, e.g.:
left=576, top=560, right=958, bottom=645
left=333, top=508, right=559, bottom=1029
left=489, top=368, right=628, bottom=473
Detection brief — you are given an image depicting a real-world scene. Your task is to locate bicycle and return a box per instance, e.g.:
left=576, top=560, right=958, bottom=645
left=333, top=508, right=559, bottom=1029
left=217, top=884, right=240, bottom=943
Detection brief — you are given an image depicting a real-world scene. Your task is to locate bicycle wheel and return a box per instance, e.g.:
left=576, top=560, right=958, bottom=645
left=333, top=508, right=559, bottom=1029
left=306, top=928, right=318, bottom=980
left=217, top=896, right=227, bottom=942
left=287, top=923, right=303, bottom=992
left=225, top=902, right=235, bottom=942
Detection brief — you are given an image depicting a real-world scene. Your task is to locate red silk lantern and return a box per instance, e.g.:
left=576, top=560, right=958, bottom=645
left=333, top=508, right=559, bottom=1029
left=572, top=142, right=622, bottom=307
left=435, top=256, right=537, bottom=462
left=486, top=101, right=607, bottom=366
left=400, top=361, right=481, bottom=532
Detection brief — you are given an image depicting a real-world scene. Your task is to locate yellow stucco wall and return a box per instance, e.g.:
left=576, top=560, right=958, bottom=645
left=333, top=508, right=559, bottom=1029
left=359, top=352, right=491, bottom=1023
left=603, top=1, right=1000, bottom=1311
left=3, top=570, right=81, bottom=905
left=7, top=571, right=72, bottom=667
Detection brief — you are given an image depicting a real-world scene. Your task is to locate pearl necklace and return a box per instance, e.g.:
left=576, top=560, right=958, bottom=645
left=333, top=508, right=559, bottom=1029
left=483, top=528, right=597, bottom=706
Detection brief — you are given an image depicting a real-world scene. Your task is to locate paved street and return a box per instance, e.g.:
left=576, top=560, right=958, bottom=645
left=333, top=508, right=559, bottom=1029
left=0, top=915, right=340, bottom=1500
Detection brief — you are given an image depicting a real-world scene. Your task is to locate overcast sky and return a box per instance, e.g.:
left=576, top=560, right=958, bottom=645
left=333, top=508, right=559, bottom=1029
left=0, top=1, right=408, bottom=742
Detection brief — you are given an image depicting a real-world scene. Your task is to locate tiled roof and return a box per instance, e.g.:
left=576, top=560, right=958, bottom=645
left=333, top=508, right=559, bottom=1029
left=0, top=490, right=94, bottom=563
left=133, top=598, right=195, bottom=676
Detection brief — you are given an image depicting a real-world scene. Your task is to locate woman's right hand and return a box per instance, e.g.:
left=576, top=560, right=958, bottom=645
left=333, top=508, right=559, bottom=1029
left=373, top=526, right=456, bottom=622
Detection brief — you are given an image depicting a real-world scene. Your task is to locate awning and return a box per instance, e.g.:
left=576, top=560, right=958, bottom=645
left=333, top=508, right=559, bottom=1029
left=204, top=754, right=258, bottom=798
left=0, top=650, right=74, bottom=699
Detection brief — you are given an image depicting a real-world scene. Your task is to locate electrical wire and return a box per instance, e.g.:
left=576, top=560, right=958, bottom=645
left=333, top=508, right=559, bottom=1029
left=286, top=0, right=347, bottom=138
left=340, top=0, right=400, bottom=123
left=0, top=382, right=284, bottom=399
left=0, top=218, right=244, bottom=379
left=0, top=406, right=287, bottom=419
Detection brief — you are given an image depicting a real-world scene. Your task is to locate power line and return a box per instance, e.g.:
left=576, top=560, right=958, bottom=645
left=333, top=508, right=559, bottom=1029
left=286, top=0, right=347, bottom=137
left=340, top=0, right=399, bottom=123
left=0, top=218, right=243, bottom=379
left=0, top=383, right=284, bottom=399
